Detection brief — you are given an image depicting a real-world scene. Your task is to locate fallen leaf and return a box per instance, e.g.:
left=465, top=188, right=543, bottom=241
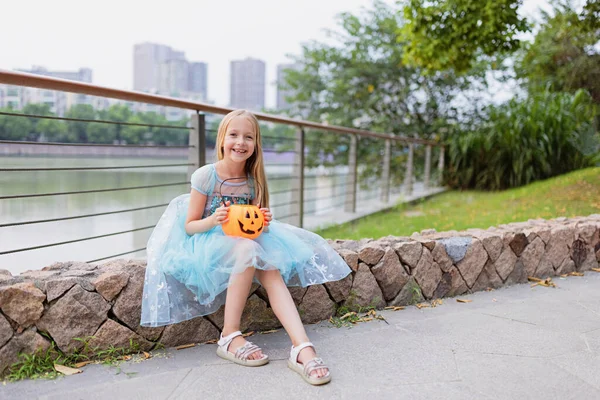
left=242, top=331, right=255, bottom=338
left=142, top=351, right=151, bottom=359
left=431, top=299, right=443, bottom=307
left=259, top=329, right=279, bottom=335
left=568, top=272, right=584, bottom=277
left=384, top=306, right=405, bottom=311
left=340, top=312, right=357, bottom=320
left=176, top=343, right=196, bottom=350
left=416, top=303, right=430, bottom=309
left=527, top=277, right=543, bottom=283
left=591, top=268, right=600, bottom=273
left=54, top=364, right=82, bottom=376
left=204, top=339, right=218, bottom=344
left=357, top=317, right=373, bottom=322
left=456, top=299, right=472, bottom=303
left=121, top=355, right=132, bottom=361
left=73, top=361, right=93, bottom=368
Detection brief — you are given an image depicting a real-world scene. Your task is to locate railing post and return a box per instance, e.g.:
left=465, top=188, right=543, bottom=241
left=381, top=138, right=391, bottom=202
left=291, top=127, right=305, bottom=228
left=187, top=111, right=206, bottom=183
left=404, top=143, right=413, bottom=196
left=345, top=134, right=358, bottom=213
left=438, top=146, right=445, bottom=185
left=424, top=144, right=432, bottom=189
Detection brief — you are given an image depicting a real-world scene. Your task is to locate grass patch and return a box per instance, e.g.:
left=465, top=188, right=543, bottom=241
left=5, top=336, right=145, bottom=382
left=317, top=167, right=600, bottom=240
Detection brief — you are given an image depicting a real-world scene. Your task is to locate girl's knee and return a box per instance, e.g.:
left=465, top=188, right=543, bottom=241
left=257, top=269, right=284, bottom=289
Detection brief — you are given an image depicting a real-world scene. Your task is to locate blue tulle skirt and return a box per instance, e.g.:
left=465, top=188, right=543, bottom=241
left=141, top=194, right=351, bottom=327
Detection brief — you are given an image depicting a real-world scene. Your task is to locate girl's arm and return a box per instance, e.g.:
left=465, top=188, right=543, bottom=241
left=185, top=190, right=228, bottom=234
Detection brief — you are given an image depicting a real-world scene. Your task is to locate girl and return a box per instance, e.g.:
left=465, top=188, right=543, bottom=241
left=141, top=109, right=351, bottom=385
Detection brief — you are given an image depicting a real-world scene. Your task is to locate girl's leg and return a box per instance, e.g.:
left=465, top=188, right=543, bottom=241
left=222, top=266, right=264, bottom=360
left=255, top=269, right=328, bottom=378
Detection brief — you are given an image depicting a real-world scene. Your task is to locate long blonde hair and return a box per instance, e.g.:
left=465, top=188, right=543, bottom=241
left=216, top=109, right=269, bottom=208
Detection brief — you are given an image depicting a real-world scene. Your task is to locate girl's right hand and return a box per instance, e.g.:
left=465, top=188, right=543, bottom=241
left=212, top=201, right=230, bottom=227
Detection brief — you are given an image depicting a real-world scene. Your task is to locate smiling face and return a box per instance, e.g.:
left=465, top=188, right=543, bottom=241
left=222, top=116, right=256, bottom=165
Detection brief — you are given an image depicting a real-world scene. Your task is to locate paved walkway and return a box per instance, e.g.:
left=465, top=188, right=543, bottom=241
left=4, top=273, right=600, bottom=399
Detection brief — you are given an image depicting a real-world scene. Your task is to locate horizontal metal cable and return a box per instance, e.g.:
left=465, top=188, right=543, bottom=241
left=261, top=135, right=299, bottom=142
left=305, top=192, right=347, bottom=203
left=0, top=226, right=155, bottom=255
left=0, top=139, right=192, bottom=149
left=275, top=212, right=299, bottom=220
left=0, top=203, right=169, bottom=228
left=270, top=188, right=299, bottom=196
left=87, top=247, right=147, bottom=263
left=0, top=111, right=189, bottom=130
left=263, top=148, right=299, bottom=154
left=1, top=163, right=193, bottom=172
left=304, top=181, right=352, bottom=191
left=271, top=200, right=299, bottom=208
left=0, top=181, right=189, bottom=200
left=267, top=175, right=295, bottom=181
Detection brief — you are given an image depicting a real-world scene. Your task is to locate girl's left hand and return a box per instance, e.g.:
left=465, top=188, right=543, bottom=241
left=258, top=205, right=272, bottom=227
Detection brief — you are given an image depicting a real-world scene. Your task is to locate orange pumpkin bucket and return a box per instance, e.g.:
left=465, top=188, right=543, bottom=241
left=218, top=177, right=265, bottom=240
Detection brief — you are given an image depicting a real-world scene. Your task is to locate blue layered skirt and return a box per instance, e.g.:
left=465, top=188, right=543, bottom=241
left=141, top=194, right=351, bottom=327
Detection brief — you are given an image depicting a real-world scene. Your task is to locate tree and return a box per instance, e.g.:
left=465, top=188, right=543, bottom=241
left=0, top=108, right=32, bottom=140
left=400, top=0, right=530, bottom=73
left=65, top=104, right=96, bottom=143
left=282, top=0, right=477, bottom=173
left=517, top=1, right=600, bottom=104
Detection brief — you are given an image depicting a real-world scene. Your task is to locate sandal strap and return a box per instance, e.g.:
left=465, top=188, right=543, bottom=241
left=235, top=341, right=262, bottom=360
left=304, top=358, right=329, bottom=377
left=217, top=330, right=242, bottom=348
left=290, top=342, right=314, bottom=362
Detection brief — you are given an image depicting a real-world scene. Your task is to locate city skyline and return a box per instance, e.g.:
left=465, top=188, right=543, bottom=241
left=1, top=0, right=397, bottom=109
left=1, top=0, right=549, bottom=109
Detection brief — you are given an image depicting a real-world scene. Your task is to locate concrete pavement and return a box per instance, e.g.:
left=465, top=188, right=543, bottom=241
left=3, top=273, right=600, bottom=400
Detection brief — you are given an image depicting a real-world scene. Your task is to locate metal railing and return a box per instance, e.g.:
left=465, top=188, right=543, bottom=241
left=0, top=69, right=445, bottom=270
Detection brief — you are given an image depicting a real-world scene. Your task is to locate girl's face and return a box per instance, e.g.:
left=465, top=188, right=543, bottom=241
left=222, top=116, right=256, bottom=164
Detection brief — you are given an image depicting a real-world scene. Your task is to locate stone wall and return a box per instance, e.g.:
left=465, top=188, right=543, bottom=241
left=1, top=215, right=599, bottom=375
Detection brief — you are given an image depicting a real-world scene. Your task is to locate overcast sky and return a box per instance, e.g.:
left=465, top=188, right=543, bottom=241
left=2, top=0, right=551, bottom=109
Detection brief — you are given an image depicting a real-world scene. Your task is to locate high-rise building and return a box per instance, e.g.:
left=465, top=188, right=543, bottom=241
left=189, top=62, right=208, bottom=100
left=3, top=66, right=97, bottom=116
left=19, top=66, right=93, bottom=83
left=276, top=63, right=299, bottom=111
left=133, top=42, right=185, bottom=92
left=158, top=59, right=189, bottom=96
left=230, top=58, right=266, bottom=111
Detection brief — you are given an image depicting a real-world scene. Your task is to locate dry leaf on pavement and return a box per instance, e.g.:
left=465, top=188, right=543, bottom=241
left=54, top=364, right=82, bottom=376
left=384, top=306, right=405, bottom=311
left=259, top=329, right=279, bottom=334
left=176, top=343, right=196, bottom=350
left=73, top=361, right=93, bottom=368
left=456, top=299, right=472, bottom=303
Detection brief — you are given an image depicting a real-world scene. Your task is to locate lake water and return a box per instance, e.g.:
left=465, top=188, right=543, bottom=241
left=0, top=155, right=375, bottom=275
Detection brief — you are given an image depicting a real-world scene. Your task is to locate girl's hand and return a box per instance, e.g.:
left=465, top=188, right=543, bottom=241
left=212, top=201, right=230, bottom=227
left=258, top=205, right=272, bottom=227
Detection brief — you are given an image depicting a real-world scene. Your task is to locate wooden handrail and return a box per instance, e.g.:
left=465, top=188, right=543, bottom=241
left=0, top=69, right=440, bottom=145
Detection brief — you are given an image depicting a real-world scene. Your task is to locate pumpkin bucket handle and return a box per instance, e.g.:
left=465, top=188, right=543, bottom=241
left=218, top=177, right=262, bottom=207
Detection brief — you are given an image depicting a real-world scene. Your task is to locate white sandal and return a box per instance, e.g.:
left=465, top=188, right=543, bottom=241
left=287, top=342, right=331, bottom=385
left=216, top=331, right=269, bottom=367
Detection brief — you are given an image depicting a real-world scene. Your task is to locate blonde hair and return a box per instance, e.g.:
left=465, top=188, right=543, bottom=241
left=216, top=109, right=269, bottom=208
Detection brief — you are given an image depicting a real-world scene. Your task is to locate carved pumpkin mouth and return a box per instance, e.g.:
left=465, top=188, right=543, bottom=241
left=237, top=219, right=264, bottom=235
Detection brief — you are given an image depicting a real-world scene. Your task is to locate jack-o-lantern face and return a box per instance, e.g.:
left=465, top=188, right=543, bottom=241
left=222, top=204, right=264, bottom=240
